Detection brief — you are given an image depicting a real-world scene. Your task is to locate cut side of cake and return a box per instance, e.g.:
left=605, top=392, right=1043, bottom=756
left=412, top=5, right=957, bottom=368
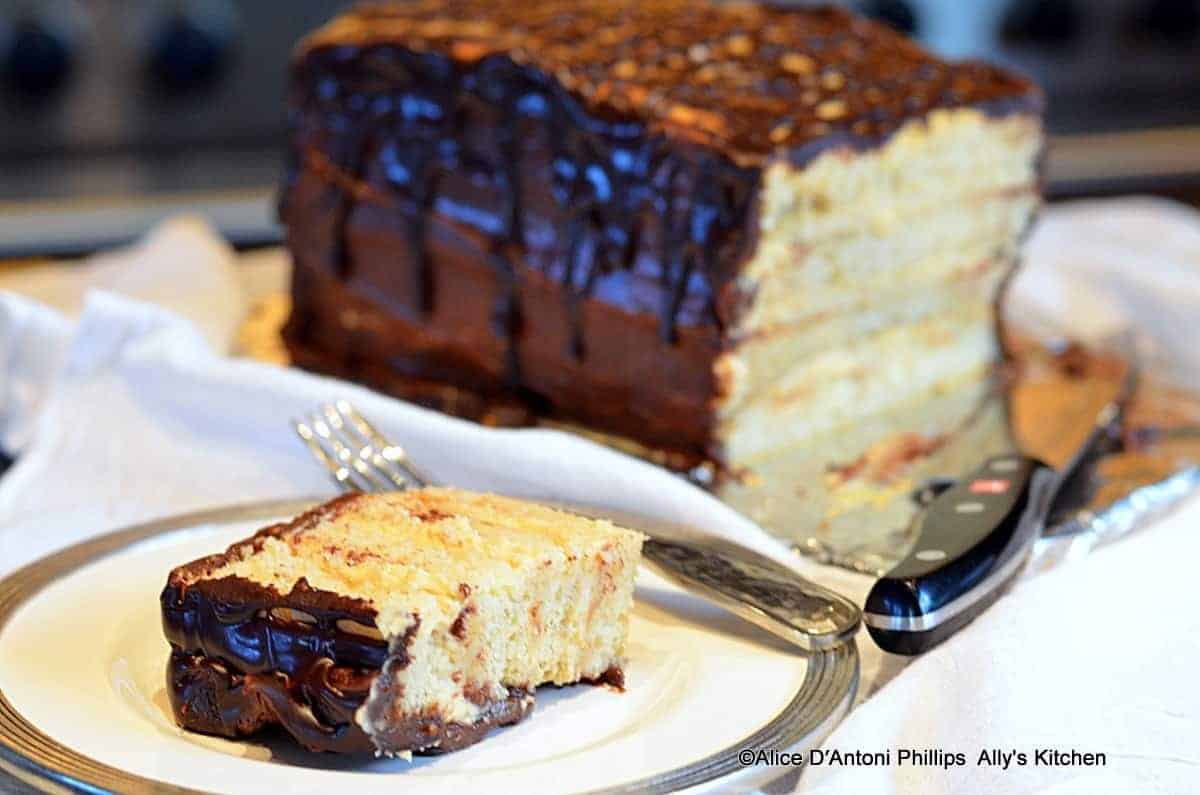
left=161, top=490, right=644, bottom=755
left=280, top=0, right=1043, bottom=485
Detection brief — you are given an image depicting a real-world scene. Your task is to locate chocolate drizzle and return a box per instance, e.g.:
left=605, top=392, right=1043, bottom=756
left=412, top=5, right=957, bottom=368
left=491, top=105, right=525, bottom=389
left=409, top=152, right=442, bottom=314
left=331, top=131, right=364, bottom=280
left=280, top=0, right=1041, bottom=459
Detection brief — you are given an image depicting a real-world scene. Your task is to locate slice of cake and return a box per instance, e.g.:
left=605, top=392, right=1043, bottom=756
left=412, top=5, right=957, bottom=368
left=161, top=490, right=644, bottom=755
left=280, top=0, right=1042, bottom=481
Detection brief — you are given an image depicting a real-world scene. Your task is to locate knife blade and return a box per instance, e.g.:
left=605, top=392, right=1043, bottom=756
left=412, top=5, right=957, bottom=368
left=864, top=366, right=1143, bottom=655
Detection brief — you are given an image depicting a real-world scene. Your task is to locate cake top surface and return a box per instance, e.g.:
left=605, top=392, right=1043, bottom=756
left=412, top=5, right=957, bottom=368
left=301, top=0, right=1041, bottom=166
left=171, top=489, right=643, bottom=618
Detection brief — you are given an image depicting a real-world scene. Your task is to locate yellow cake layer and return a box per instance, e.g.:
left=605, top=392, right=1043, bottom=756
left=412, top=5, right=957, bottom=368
left=718, top=374, right=1007, bottom=558
left=736, top=190, right=1035, bottom=332
left=748, top=108, right=1041, bottom=260
left=708, top=107, right=1039, bottom=471
left=716, top=297, right=998, bottom=467
left=720, top=373, right=994, bottom=503
left=717, top=261, right=1009, bottom=414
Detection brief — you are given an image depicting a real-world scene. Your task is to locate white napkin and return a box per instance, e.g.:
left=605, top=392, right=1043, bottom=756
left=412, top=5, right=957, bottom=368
left=804, top=495, right=1200, bottom=795
left=1, top=198, right=1198, bottom=794
left=0, top=216, right=246, bottom=353
left=1005, top=196, right=1200, bottom=389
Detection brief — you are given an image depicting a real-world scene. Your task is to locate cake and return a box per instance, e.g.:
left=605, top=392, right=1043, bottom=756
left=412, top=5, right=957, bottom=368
left=279, top=0, right=1043, bottom=480
left=160, top=489, right=644, bottom=755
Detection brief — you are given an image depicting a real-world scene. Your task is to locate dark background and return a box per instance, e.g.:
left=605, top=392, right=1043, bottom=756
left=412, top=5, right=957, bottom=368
left=0, top=0, right=1197, bottom=255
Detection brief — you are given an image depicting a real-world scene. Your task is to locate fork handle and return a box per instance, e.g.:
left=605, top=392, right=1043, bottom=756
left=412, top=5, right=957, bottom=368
left=639, top=537, right=861, bottom=652
left=546, top=501, right=861, bottom=652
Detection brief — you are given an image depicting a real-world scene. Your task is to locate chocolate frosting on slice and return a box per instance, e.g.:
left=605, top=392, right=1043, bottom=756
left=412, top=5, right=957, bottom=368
left=166, top=651, right=536, bottom=755
left=167, top=651, right=376, bottom=753
left=160, top=496, right=387, bottom=753
left=160, top=495, right=546, bottom=755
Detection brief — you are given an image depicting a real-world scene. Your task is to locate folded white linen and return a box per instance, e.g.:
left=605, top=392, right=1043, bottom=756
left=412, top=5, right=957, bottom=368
left=0, top=216, right=245, bottom=352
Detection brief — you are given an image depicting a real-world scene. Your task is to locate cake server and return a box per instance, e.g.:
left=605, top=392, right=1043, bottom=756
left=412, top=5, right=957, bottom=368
left=292, top=400, right=862, bottom=653
left=864, top=364, right=1200, bottom=654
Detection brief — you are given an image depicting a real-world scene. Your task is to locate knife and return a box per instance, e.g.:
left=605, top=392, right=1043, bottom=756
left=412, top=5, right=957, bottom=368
left=864, top=367, right=1141, bottom=655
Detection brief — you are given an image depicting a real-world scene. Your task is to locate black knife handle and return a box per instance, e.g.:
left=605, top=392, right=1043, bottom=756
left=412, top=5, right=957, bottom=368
left=865, top=454, right=1043, bottom=655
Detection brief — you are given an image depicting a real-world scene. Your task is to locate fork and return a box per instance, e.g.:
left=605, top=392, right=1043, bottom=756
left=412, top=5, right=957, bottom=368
left=293, top=400, right=432, bottom=493
left=291, top=400, right=862, bottom=653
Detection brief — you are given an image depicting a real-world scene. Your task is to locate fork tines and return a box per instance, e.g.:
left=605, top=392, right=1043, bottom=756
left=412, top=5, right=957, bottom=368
left=292, top=400, right=433, bottom=494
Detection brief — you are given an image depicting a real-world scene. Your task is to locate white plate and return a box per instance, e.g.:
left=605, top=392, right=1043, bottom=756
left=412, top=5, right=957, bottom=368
left=0, top=500, right=858, bottom=794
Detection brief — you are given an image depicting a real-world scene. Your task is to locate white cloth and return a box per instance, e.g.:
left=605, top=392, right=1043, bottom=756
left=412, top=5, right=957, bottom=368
left=1006, top=196, right=1200, bottom=390
left=0, top=199, right=1198, bottom=794
left=0, top=216, right=246, bottom=353
left=804, top=499, right=1200, bottom=795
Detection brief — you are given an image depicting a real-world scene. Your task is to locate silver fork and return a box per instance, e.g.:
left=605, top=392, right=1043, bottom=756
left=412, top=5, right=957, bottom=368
left=293, top=400, right=432, bottom=493
left=291, top=400, right=862, bottom=653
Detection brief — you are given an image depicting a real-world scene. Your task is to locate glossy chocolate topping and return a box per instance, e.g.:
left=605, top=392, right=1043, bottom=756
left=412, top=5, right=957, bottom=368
left=167, top=651, right=376, bottom=753
left=301, top=0, right=1041, bottom=166
left=161, top=496, right=541, bottom=754
left=280, top=0, right=1041, bottom=460
left=161, top=496, right=387, bottom=669
left=160, top=574, right=390, bottom=683
left=161, top=580, right=388, bottom=753
left=160, top=498, right=392, bottom=751
left=167, top=651, right=535, bottom=755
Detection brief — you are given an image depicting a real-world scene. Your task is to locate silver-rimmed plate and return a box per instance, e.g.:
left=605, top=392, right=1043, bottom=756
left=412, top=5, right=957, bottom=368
left=0, top=500, right=858, bottom=794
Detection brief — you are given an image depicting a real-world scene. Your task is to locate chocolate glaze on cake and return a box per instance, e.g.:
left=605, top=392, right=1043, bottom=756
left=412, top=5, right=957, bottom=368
left=166, top=652, right=533, bottom=754
left=167, top=651, right=377, bottom=753
left=161, top=496, right=543, bottom=754
left=280, top=0, right=1042, bottom=461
